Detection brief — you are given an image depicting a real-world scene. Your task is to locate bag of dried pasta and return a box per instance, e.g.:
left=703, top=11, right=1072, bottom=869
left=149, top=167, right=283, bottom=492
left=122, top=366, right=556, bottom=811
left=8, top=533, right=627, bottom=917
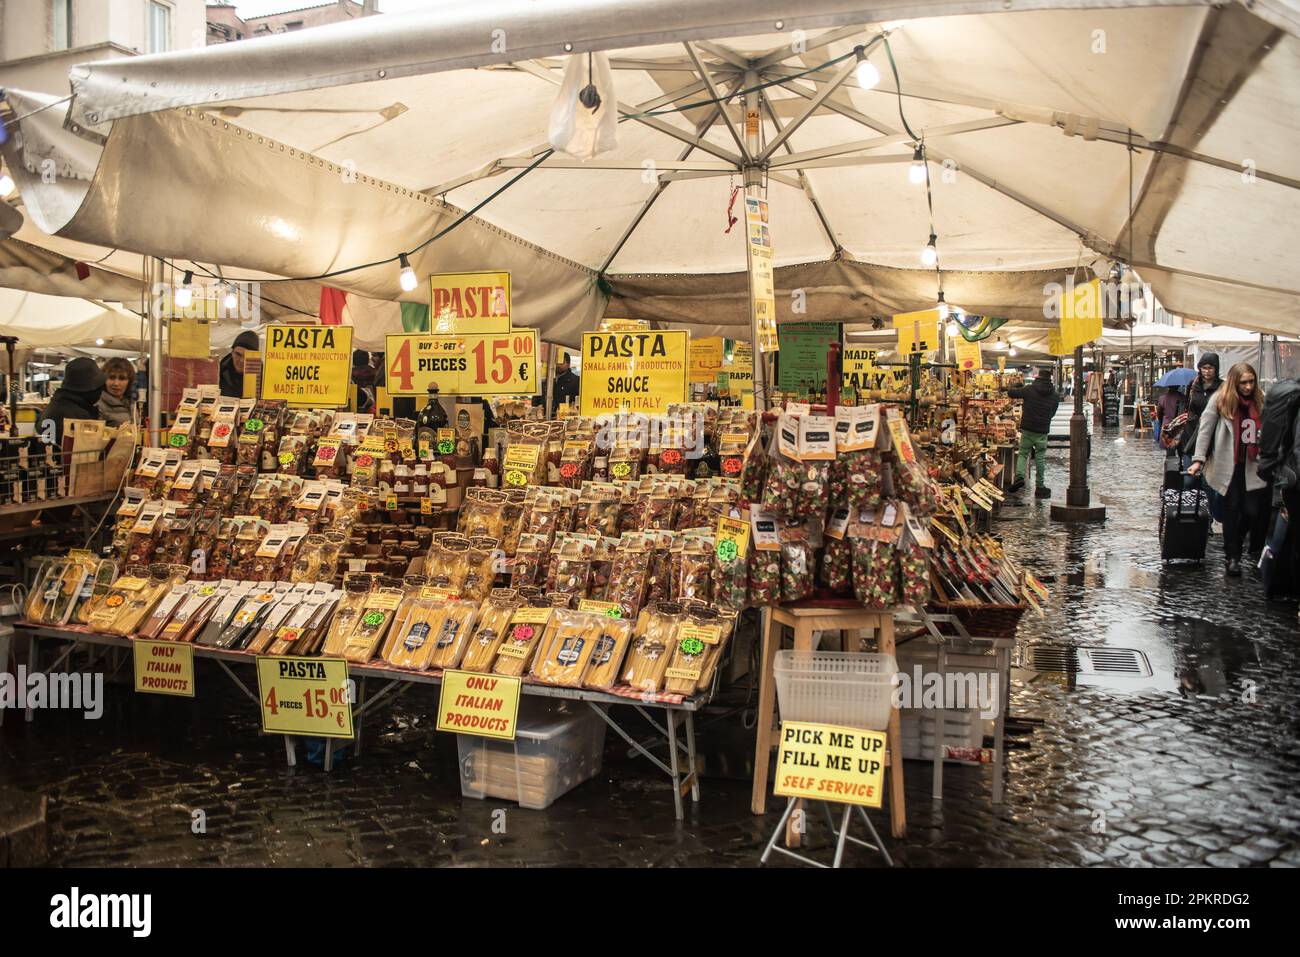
left=460, top=589, right=521, bottom=673
left=529, top=609, right=603, bottom=687
left=663, top=604, right=736, bottom=696
left=582, top=614, right=635, bottom=691
left=676, top=536, right=715, bottom=603
left=621, top=601, right=684, bottom=694
left=492, top=605, right=553, bottom=677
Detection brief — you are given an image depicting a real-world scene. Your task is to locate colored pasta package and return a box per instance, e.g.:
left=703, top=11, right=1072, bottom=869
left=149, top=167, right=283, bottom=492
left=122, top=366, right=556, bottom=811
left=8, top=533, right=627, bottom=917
left=780, top=534, right=816, bottom=604
left=663, top=604, right=736, bottom=696
left=607, top=535, right=652, bottom=618
left=385, top=595, right=450, bottom=671
left=511, top=534, right=548, bottom=589
left=820, top=536, right=852, bottom=592
left=676, top=536, right=715, bottom=603
left=341, top=586, right=404, bottom=663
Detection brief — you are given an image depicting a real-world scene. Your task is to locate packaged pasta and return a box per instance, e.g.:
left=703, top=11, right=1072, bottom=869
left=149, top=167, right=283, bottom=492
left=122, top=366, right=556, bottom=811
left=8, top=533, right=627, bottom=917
left=425, top=599, right=480, bottom=671
left=491, top=605, right=553, bottom=677
left=322, top=577, right=374, bottom=656
left=821, top=536, right=852, bottom=592
left=341, top=585, right=404, bottom=663
left=853, top=536, right=898, bottom=609
left=676, top=537, right=714, bottom=603
left=663, top=605, right=736, bottom=696
left=621, top=602, right=684, bottom=694
left=748, top=550, right=781, bottom=607
left=460, top=589, right=521, bottom=673
left=462, top=537, right=499, bottom=602
left=581, top=615, right=635, bottom=691
left=385, top=596, right=449, bottom=671
left=137, top=582, right=194, bottom=639
left=548, top=537, right=593, bottom=597
left=100, top=564, right=189, bottom=636
left=606, top=536, right=651, bottom=618
left=530, top=610, right=603, bottom=686
left=511, top=534, right=548, bottom=589
left=71, top=559, right=119, bottom=626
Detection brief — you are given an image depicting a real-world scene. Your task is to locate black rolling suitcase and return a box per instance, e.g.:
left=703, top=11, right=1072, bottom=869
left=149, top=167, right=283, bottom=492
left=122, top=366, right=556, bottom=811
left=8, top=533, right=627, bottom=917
left=1260, top=502, right=1300, bottom=599
left=1160, top=475, right=1210, bottom=561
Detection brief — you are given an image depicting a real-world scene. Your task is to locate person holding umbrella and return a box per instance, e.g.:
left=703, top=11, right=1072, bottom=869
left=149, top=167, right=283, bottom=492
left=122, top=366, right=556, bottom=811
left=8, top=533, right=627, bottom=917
left=1154, top=367, right=1195, bottom=450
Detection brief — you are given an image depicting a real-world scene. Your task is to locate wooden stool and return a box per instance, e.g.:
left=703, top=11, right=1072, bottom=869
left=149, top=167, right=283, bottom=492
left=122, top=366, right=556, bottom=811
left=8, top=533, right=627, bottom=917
left=751, top=605, right=906, bottom=839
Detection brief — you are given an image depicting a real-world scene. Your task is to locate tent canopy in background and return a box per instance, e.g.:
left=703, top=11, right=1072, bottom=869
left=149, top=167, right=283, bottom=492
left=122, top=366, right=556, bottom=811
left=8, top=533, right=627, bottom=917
left=1, top=0, right=1297, bottom=349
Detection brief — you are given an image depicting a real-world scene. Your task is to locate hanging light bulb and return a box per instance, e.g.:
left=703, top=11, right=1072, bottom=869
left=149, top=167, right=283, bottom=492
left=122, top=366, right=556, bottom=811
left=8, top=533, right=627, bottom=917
left=920, top=233, right=938, bottom=267
left=1009, top=346, right=1018, bottom=357
left=995, top=337, right=1007, bottom=351
left=222, top=283, right=239, bottom=311
left=945, top=321, right=958, bottom=337
left=908, top=145, right=926, bottom=185
left=936, top=291, right=949, bottom=320
left=174, top=271, right=194, bottom=309
left=853, top=45, right=880, bottom=90
left=95, top=338, right=105, bottom=346
left=398, top=253, right=418, bottom=292
left=0, top=173, right=14, bottom=197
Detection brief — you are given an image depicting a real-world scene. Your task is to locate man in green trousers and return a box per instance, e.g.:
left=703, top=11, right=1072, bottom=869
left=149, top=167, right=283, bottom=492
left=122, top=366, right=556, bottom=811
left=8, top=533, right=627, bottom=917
left=1007, top=369, right=1062, bottom=499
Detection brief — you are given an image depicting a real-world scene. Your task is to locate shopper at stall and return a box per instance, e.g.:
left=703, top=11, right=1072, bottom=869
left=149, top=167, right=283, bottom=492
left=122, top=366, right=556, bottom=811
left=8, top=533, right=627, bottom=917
left=1006, top=368, right=1061, bottom=498
left=219, top=331, right=260, bottom=398
left=1188, top=362, right=1268, bottom=577
left=1157, top=385, right=1186, bottom=432
left=351, top=349, right=378, bottom=414
left=1179, top=353, right=1222, bottom=469
left=38, top=357, right=104, bottom=448
left=97, top=357, right=137, bottom=427
left=551, top=353, right=580, bottom=415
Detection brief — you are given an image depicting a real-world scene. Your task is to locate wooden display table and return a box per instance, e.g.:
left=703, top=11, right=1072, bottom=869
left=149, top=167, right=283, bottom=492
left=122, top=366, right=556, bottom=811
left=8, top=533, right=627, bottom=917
left=751, top=604, right=906, bottom=838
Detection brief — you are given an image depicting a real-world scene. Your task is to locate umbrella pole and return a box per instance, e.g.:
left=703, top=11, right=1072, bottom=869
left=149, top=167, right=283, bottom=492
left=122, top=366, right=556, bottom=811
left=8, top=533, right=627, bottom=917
left=148, top=257, right=165, bottom=448
left=742, top=70, right=768, bottom=410
left=1052, top=343, right=1105, bottom=523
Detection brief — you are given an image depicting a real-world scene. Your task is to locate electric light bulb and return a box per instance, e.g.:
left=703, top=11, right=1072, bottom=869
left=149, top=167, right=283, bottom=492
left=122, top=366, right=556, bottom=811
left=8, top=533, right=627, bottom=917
left=95, top=338, right=105, bottom=346
left=856, top=59, right=880, bottom=90
left=174, top=271, right=193, bottom=309
left=398, top=253, right=418, bottom=292
left=920, top=234, right=938, bottom=267
left=946, top=321, right=958, bottom=337
left=1009, top=347, right=1018, bottom=357
left=0, top=173, right=14, bottom=197
left=223, top=284, right=239, bottom=311
left=908, top=146, right=926, bottom=185
left=937, top=301, right=949, bottom=320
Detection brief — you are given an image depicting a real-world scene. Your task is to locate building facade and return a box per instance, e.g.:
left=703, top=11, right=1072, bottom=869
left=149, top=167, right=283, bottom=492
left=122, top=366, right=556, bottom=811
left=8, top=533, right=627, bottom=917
left=206, top=1, right=377, bottom=45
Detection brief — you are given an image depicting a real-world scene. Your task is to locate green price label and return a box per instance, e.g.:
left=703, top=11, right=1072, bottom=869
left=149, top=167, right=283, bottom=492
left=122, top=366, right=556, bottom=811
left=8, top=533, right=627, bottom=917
left=437, top=439, right=455, bottom=455
left=169, top=433, right=188, bottom=447
left=362, top=611, right=385, bottom=627
left=679, top=637, right=705, bottom=657
left=716, top=539, right=738, bottom=562
left=244, top=418, right=264, bottom=433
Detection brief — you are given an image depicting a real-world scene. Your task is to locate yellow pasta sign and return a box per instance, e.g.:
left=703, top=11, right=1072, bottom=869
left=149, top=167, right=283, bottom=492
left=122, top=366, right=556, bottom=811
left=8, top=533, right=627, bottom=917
left=893, top=309, right=941, bottom=356
left=773, top=721, right=887, bottom=809
left=579, top=330, right=690, bottom=416
left=841, top=346, right=882, bottom=392
left=260, top=325, right=353, bottom=407
left=953, top=337, right=982, bottom=372
left=1057, top=277, right=1104, bottom=351
left=429, top=271, right=511, bottom=334
left=255, top=656, right=354, bottom=739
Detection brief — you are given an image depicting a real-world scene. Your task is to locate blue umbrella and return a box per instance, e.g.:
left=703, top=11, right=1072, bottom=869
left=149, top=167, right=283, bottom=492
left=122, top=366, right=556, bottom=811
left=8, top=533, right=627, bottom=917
left=1154, top=368, right=1197, bottom=388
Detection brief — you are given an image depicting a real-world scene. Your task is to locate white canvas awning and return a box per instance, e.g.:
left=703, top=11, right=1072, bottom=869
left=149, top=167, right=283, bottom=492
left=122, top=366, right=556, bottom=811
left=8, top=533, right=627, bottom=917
left=0, top=286, right=146, bottom=355
left=1, top=0, right=1297, bottom=348
left=1097, top=322, right=1191, bottom=351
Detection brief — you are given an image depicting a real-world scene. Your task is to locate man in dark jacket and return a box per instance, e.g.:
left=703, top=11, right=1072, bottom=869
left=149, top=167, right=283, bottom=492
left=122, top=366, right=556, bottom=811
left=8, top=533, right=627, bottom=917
left=39, top=357, right=105, bottom=449
left=551, top=352, right=580, bottom=416
left=351, top=349, right=378, bottom=414
left=1007, top=368, right=1062, bottom=498
left=219, top=330, right=260, bottom=398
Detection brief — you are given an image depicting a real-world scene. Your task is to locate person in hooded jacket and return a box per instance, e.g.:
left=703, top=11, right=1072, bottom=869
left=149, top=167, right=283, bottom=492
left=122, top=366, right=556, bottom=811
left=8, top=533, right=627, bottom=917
left=350, top=349, right=378, bottom=414
left=1006, top=368, right=1062, bottom=498
left=1180, top=353, right=1222, bottom=467
left=39, top=357, right=105, bottom=449
left=219, top=330, right=260, bottom=398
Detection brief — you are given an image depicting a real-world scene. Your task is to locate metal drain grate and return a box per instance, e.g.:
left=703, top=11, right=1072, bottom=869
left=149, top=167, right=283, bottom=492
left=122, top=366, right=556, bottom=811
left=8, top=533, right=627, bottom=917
left=1023, top=644, right=1152, bottom=677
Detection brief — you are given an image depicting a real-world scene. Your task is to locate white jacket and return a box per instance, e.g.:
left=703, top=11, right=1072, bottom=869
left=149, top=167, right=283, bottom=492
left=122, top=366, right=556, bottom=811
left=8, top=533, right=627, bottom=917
left=1192, top=398, right=1266, bottom=495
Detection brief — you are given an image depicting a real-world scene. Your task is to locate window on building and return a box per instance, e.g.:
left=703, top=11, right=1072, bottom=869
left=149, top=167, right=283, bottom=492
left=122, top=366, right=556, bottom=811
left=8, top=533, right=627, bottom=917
left=286, top=20, right=304, bottom=31
left=147, top=1, right=171, bottom=54
left=52, top=0, right=73, bottom=51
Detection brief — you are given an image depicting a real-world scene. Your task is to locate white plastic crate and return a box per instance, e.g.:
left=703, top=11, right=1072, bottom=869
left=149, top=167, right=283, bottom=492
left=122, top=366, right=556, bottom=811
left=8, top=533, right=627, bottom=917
left=457, top=701, right=606, bottom=810
left=774, top=650, right=898, bottom=732
left=900, top=710, right=989, bottom=765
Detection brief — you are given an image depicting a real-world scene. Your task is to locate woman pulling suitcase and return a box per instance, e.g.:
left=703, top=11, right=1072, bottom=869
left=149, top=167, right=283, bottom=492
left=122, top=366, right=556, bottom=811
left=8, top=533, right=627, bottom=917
left=1188, top=362, right=1269, bottom=577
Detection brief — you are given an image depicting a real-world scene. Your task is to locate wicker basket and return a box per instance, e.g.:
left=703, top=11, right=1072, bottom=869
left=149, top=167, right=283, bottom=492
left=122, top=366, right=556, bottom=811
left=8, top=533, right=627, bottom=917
left=928, top=600, right=1026, bottom=639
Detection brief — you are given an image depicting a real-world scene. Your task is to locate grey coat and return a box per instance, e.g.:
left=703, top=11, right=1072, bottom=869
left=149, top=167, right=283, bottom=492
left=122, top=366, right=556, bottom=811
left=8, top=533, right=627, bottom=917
left=1192, top=398, right=1265, bottom=495
left=97, top=390, right=134, bottom=427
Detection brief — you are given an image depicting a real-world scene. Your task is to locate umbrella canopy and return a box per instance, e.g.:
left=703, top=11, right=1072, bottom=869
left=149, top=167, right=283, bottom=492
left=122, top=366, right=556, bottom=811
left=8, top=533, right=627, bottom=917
left=1154, top=367, right=1197, bottom=387
left=2, top=0, right=1299, bottom=348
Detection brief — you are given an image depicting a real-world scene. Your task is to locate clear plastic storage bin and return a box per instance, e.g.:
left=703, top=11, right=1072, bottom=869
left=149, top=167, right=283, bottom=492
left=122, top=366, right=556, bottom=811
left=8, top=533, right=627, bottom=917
left=457, top=701, right=606, bottom=809
left=773, top=650, right=898, bottom=731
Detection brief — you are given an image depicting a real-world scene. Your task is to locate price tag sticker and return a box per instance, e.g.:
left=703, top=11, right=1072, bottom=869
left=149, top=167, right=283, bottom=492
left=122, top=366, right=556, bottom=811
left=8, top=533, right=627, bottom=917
left=420, top=497, right=433, bottom=515
left=254, top=656, right=353, bottom=739
left=715, top=515, right=750, bottom=561
left=437, top=429, right=457, bottom=455
left=679, top=624, right=722, bottom=646
left=385, top=493, right=399, bottom=511
left=577, top=599, right=623, bottom=618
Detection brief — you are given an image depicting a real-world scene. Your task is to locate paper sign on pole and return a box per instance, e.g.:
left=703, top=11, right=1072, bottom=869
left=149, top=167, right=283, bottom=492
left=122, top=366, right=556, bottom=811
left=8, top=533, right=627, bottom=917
left=1047, top=328, right=1072, bottom=357
left=893, top=309, right=941, bottom=356
left=384, top=329, right=539, bottom=396
left=1057, top=277, right=1104, bottom=351
left=773, top=720, right=888, bottom=809
left=689, top=337, right=725, bottom=383
left=953, top=337, right=983, bottom=372
left=133, top=640, right=195, bottom=697
left=429, top=271, right=511, bottom=334
left=255, top=656, right=353, bottom=739
left=437, top=670, right=521, bottom=740
left=260, top=325, right=353, bottom=407
left=745, top=197, right=778, bottom=353
left=579, top=330, right=689, bottom=416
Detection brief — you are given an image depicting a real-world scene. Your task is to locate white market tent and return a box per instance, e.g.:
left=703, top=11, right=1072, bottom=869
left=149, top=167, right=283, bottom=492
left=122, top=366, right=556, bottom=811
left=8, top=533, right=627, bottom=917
left=1, top=0, right=1298, bottom=363
left=0, top=287, right=147, bottom=355
left=1097, top=322, right=1192, bottom=352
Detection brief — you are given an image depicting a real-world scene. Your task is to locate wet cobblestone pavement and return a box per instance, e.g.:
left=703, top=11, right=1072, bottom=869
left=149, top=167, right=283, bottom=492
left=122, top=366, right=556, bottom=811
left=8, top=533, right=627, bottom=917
left=2, top=431, right=1298, bottom=867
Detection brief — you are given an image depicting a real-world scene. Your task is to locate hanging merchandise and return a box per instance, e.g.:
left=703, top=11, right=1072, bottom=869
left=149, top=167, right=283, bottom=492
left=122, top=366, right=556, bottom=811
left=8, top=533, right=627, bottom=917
left=548, top=51, right=618, bottom=159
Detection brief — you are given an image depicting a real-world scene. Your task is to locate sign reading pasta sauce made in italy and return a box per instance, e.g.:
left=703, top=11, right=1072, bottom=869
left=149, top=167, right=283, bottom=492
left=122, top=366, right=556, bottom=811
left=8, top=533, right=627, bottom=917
left=436, top=670, right=521, bottom=740
left=579, top=330, right=689, bottom=416
left=260, top=324, right=353, bottom=407
left=384, top=330, right=539, bottom=396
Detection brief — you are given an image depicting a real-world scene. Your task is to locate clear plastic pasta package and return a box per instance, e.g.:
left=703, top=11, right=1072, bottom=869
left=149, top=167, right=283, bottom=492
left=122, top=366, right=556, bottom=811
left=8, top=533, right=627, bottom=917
left=581, top=612, right=635, bottom=691
left=492, top=604, right=554, bottom=677
left=341, top=583, right=405, bottom=663
left=529, top=609, right=603, bottom=686
left=460, top=588, right=523, bottom=673
left=663, top=603, right=736, bottom=696
left=621, top=601, right=684, bottom=694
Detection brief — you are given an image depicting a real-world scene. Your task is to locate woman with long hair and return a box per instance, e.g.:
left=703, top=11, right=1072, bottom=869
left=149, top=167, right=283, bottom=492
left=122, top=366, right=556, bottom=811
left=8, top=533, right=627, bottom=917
left=1188, top=362, right=1269, bottom=576
left=97, top=356, right=137, bottom=426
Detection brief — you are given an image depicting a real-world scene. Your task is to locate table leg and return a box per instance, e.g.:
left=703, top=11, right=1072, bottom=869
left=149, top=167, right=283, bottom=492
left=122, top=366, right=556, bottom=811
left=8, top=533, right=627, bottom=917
left=354, top=677, right=366, bottom=758
left=879, top=614, right=907, bottom=838
left=25, top=633, right=37, bottom=723
left=284, top=736, right=297, bottom=768
left=666, top=708, right=683, bottom=822
left=993, top=646, right=1008, bottom=805
left=324, top=738, right=334, bottom=773
left=750, top=610, right=779, bottom=815
left=685, top=710, right=700, bottom=804
left=933, top=642, right=946, bottom=800
left=786, top=621, right=816, bottom=848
